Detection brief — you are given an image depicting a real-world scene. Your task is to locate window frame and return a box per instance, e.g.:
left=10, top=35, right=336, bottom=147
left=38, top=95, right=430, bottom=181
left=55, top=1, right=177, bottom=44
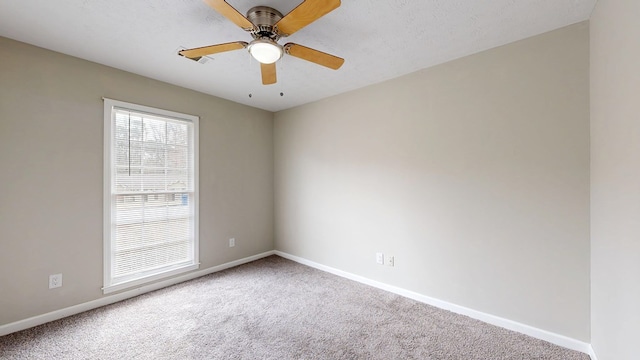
left=103, top=98, right=199, bottom=294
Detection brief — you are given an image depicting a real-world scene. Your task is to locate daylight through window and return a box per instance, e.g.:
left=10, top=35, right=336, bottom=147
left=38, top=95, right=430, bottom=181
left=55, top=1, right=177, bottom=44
left=103, top=99, right=199, bottom=294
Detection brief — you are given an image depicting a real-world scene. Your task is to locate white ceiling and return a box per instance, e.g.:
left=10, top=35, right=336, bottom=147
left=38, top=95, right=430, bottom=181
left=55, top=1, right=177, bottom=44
left=0, top=0, right=597, bottom=112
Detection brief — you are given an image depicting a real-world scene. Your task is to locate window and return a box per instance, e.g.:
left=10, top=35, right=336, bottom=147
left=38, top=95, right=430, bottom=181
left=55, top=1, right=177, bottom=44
left=103, top=98, right=199, bottom=294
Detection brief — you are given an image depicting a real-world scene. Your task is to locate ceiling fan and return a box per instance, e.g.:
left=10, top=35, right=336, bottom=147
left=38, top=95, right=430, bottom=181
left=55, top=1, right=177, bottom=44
left=179, top=0, right=344, bottom=85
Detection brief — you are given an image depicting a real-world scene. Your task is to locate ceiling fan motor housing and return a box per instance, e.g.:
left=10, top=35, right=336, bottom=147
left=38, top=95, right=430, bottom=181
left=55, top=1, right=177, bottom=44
left=247, top=6, right=283, bottom=41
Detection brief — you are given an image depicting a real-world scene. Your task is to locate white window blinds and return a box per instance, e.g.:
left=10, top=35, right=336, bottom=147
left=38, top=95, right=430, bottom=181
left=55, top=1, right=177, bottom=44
left=103, top=99, right=199, bottom=294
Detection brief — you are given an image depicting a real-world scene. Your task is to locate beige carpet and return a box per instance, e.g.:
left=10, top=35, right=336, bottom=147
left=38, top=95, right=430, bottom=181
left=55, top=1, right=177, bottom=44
left=0, top=256, right=589, bottom=359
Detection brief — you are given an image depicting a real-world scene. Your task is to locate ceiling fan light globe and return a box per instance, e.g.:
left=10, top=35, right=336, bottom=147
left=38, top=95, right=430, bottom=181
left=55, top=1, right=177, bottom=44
left=248, top=40, right=283, bottom=64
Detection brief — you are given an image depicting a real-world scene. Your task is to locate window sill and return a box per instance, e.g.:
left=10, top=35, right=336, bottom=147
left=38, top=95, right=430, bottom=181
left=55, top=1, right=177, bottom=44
left=103, top=263, right=199, bottom=295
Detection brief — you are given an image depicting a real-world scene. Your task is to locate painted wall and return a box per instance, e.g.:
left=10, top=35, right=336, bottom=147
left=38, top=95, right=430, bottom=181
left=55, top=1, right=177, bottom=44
left=0, top=37, right=274, bottom=326
left=274, top=23, right=590, bottom=341
left=590, top=0, right=640, bottom=359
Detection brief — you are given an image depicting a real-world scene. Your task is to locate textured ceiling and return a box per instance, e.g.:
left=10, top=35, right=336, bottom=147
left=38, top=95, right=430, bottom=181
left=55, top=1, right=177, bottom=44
left=0, top=0, right=597, bottom=112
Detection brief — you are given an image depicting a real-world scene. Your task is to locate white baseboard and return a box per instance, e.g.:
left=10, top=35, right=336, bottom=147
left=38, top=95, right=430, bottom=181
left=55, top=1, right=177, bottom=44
left=274, top=251, right=593, bottom=356
left=588, top=345, right=599, bottom=360
left=0, top=251, right=276, bottom=337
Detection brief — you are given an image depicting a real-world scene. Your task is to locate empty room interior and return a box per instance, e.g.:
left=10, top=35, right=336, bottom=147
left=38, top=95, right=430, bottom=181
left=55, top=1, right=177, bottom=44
left=0, top=0, right=638, bottom=359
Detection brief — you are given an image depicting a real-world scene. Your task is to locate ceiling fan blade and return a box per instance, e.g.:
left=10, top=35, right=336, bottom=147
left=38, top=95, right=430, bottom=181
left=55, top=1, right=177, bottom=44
left=261, top=63, right=277, bottom=85
left=203, top=0, right=255, bottom=31
left=179, top=41, right=248, bottom=59
left=275, top=0, right=341, bottom=37
left=284, top=43, right=344, bottom=70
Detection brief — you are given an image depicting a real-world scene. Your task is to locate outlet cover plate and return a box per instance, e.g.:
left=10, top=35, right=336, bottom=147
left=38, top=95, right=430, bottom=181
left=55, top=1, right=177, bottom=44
left=49, top=274, right=62, bottom=289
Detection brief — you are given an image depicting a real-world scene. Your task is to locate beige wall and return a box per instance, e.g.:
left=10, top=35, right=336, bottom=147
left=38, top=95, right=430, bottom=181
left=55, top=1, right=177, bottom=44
left=590, top=1, right=640, bottom=359
left=0, top=37, right=274, bottom=326
left=274, top=23, right=590, bottom=341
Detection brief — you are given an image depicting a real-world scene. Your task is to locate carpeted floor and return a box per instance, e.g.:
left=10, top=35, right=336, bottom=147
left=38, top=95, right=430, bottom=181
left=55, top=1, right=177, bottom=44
left=0, top=255, right=590, bottom=359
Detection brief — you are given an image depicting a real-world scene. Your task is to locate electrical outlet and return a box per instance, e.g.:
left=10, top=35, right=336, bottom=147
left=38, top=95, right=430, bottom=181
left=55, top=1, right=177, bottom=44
left=376, top=252, right=384, bottom=265
left=49, top=274, right=62, bottom=289
left=385, top=255, right=395, bottom=267
left=229, top=238, right=235, bottom=247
